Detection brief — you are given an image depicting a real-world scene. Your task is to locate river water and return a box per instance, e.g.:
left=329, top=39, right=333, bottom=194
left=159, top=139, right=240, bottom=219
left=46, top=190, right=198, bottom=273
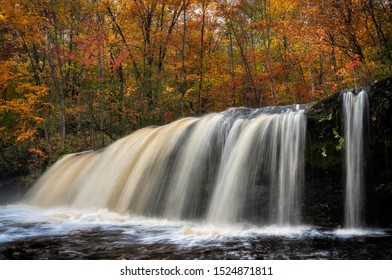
left=0, top=204, right=391, bottom=260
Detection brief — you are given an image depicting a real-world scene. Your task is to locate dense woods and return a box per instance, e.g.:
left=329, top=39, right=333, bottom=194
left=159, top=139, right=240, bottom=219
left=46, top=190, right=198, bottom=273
left=1, top=0, right=392, bottom=178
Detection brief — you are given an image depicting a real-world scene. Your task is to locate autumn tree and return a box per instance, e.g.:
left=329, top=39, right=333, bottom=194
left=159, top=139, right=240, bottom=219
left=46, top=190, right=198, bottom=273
left=1, top=0, right=392, bottom=177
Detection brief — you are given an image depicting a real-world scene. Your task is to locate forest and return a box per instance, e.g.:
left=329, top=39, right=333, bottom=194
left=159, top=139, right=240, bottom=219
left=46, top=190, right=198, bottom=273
left=1, top=0, right=392, bottom=180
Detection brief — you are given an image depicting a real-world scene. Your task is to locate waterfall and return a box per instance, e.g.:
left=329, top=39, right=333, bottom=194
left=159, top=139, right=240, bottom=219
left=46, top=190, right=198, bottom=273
left=27, top=106, right=308, bottom=227
left=343, top=89, right=368, bottom=229
left=207, top=110, right=306, bottom=226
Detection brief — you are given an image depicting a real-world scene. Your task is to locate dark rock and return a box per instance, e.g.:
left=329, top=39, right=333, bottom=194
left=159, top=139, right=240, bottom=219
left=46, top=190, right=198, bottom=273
left=0, top=176, right=24, bottom=204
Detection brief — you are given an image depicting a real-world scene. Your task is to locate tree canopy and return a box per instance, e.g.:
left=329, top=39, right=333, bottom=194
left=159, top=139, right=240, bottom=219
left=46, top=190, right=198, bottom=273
left=1, top=0, right=392, bottom=177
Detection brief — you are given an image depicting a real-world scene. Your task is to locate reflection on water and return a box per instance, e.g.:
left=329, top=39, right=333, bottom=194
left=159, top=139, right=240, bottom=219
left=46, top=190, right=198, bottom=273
left=0, top=205, right=391, bottom=260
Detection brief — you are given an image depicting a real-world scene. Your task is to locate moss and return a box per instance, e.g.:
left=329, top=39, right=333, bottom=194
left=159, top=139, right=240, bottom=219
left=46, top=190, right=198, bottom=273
left=307, top=91, right=344, bottom=173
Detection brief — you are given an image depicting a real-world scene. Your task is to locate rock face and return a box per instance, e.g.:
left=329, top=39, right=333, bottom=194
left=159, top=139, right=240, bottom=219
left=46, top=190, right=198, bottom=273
left=305, top=77, right=392, bottom=228
left=0, top=177, right=24, bottom=205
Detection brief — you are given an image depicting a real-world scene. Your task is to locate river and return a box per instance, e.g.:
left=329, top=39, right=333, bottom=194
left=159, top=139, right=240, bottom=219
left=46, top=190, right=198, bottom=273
left=0, top=204, right=391, bottom=260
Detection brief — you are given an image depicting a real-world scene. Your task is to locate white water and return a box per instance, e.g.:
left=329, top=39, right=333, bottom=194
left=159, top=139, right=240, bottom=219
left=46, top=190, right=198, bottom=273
left=0, top=204, right=311, bottom=245
left=207, top=111, right=306, bottom=225
left=0, top=204, right=385, bottom=247
left=343, top=89, right=368, bottom=229
left=27, top=106, right=308, bottom=227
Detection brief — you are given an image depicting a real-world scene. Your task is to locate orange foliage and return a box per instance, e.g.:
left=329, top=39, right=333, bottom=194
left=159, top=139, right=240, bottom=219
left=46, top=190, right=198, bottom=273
left=0, top=0, right=391, bottom=166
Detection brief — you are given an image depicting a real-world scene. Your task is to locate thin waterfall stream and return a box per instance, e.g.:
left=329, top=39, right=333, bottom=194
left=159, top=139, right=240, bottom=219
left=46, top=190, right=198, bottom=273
left=343, top=89, right=369, bottom=229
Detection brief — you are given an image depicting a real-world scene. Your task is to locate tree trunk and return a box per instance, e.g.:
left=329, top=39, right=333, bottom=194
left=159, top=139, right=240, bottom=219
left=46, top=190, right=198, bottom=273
left=180, top=0, right=187, bottom=116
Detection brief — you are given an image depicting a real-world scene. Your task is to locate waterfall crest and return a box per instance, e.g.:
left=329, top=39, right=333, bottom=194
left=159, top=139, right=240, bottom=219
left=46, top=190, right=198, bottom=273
left=28, top=106, right=308, bottom=226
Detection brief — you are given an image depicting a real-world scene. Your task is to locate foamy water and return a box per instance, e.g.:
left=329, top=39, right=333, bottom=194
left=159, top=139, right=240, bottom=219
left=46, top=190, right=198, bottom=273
left=0, top=204, right=387, bottom=246
left=334, top=228, right=386, bottom=237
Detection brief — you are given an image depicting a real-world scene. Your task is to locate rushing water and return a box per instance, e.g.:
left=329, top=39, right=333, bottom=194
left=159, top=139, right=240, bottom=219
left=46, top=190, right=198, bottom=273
left=27, top=106, right=307, bottom=226
left=343, top=89, right=368, bottom=229
left=0, top=204, right=391, bottom=260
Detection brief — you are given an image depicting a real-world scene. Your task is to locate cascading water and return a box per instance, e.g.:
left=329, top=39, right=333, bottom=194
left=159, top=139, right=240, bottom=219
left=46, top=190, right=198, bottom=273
left=4, top=93, right=392, bottom=260
left=27, top=105, right=308, bottom=227
left=207, top=108, right=306, bottom=226
left=343, top=89, right=369, bottom=229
